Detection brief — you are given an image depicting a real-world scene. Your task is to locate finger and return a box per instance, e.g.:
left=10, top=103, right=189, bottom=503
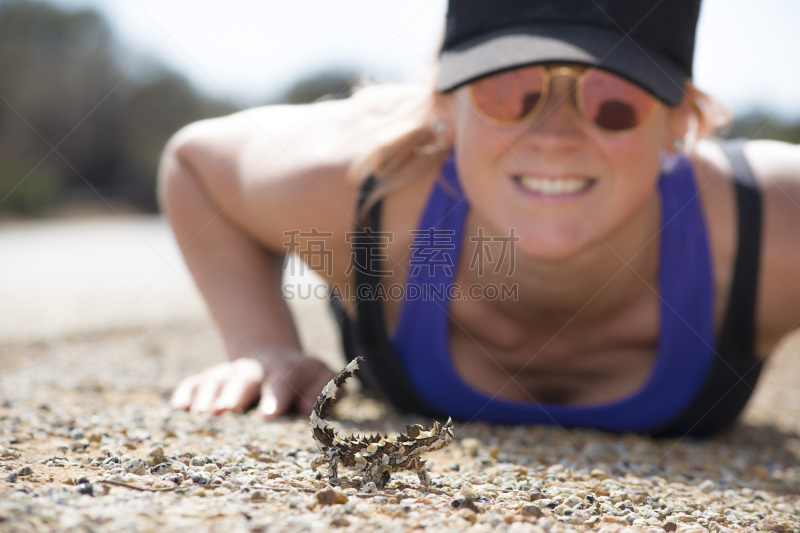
left=213, top=376, right=260, bottom=414
left=258, top=377, right=296, bottom=419
left=170, top=375, right=202, bottom=411
left=191, top=378, right=225, bottom=414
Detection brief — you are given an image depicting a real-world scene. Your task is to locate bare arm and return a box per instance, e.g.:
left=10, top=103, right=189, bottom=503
left=157, top=102, right=366, bottom=417
left=695, top=138, right=800, bottom=357
left=744, top=140, right=800, bottom=354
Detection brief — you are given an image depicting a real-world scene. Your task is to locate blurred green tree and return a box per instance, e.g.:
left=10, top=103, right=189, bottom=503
left=0, top=0, right=234, bottom=217
left=280, top=69, right=361, bottom=104
left=728, top=112, right=800, bottom=145
left=0, top=0, right=367, bottom=218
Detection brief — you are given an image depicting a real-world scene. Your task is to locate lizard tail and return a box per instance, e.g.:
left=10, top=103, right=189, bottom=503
left=312, top=356, right=362, bottom=421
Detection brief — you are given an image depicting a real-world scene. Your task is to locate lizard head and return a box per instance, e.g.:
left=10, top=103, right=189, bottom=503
left=428, top=417, right=455, bottom=451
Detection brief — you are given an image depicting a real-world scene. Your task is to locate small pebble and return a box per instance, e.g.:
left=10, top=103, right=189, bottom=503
left=190, top=456, right=208, bottom=467
left=164, top=474, right=184, bottom=485
left=222, top=466, right=242, bottom=476
left=458, top=484, right=480, bottom=500
left=590, top=469, right=607, bottom=479
left=150, top=461, right=176, bottom=475
left=315, top=487, right=348, bottom=505
left=554, top=504, right=572, bottom=516
left=528, top=490, right=545, bottom=501
left=519, top=504, right=543, bottom=517
left=189, top=473, right=210, bottom=485
left=565, top=495, right=583, bottom=508
left=698, top=479, right=716, bottom=493
left=148, top=446, right=165, bottom=460
left=1, top=446, right=21, bottom=458
left=122, top=459, right=147, bottom=476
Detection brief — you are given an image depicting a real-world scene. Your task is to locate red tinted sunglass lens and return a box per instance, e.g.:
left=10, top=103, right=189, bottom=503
left=470, top=66, right=546, bottom=123
left=581, top=69, right=657, bottom=131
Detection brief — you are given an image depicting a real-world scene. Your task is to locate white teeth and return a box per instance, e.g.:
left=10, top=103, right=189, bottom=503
left=517, top=176, right=592, bottom=195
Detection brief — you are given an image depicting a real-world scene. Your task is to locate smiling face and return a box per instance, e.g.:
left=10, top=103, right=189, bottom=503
left=441, top=65, right=690, bottom=261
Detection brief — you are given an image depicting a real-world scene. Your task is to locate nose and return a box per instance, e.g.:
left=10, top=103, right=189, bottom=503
left=522, top=76, right=584, bottom=151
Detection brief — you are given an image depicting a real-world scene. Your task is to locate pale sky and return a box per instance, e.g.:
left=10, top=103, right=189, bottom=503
left=48, top=0, right=800, bottom=119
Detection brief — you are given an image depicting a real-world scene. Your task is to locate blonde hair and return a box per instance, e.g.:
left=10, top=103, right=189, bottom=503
left=682, top=81, right=732, bottom=144
left=346, top=80, right=452, bottom=220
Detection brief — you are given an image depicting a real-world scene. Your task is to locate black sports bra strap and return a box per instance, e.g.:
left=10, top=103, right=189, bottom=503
left=347, top=176, right=446, bottom=417
left=717, top=138, right=763, bottom=359
left=358, top=176, right=382, bottom=235
left=650, top=139, right=764, bottom=437
left=353, top=177, right=387, bottom=350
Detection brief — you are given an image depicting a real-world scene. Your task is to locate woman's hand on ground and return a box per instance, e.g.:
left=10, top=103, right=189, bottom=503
left=169, top=352, right=336, bottom=419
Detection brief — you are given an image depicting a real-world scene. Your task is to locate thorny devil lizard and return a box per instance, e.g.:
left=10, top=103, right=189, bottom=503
left=310, top=357, right=454, bottom=488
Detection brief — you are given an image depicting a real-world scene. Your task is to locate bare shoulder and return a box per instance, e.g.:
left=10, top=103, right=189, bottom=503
left=691, top=139, right=800, bottom=353
left=171, top=83, right=431, bottom=177
left=744, top=140, right=800, bottom=349
left=690, top=138, right=800, bottom=224
left=167, top=85, right=430, bottom=254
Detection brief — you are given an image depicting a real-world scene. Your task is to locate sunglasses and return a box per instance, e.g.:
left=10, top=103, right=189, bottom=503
left=468, top=65, right=660, bottom=133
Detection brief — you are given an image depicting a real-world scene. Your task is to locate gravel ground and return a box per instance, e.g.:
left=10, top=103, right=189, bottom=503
left=2, top=219, right=800, bottom=532
left=2, top=318, right=800, bottom=533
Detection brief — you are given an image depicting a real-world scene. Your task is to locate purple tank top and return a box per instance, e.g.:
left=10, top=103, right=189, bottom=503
left=390, top=155, right=715, bottom=431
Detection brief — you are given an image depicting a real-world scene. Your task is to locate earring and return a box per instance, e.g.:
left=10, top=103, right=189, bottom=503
left=672, top=138, right=685, bottom=152
left=433, top=120, right=448, bottom=135
left=420, top=119, right=453, bottom=154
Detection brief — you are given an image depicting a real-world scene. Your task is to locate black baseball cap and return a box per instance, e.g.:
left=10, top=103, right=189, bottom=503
left=436, top=0, right=702, bottom=105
